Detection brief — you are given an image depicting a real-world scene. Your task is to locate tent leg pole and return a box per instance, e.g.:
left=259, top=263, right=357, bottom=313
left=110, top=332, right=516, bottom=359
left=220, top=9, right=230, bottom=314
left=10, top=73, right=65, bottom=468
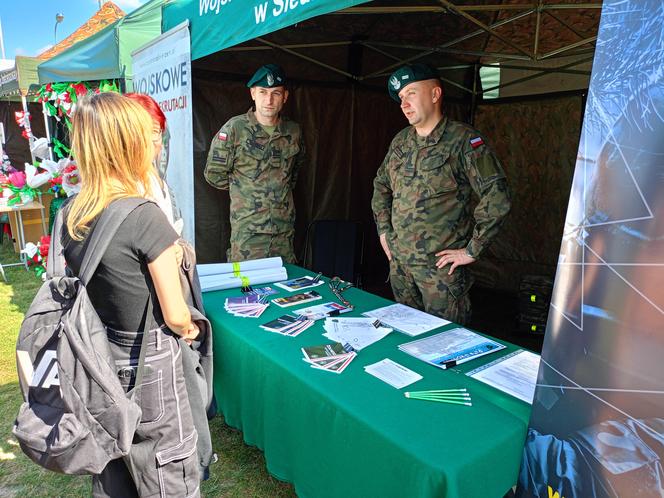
left=41, top=102, right=54, bottom=161
left=21, top=95, right=36, bottom=163
left=470, top=64, right=478, bottom=126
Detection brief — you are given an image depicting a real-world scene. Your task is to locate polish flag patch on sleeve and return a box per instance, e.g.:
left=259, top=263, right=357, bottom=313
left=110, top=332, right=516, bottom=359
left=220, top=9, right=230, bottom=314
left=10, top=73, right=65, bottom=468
left=218, top=132, right=228, bottom=141
left=470, top=137, right=484, bottom=148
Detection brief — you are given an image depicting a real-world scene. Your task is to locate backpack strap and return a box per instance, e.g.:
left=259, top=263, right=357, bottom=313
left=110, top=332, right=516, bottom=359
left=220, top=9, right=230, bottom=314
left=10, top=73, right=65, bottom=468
left=47, top=206, right=68, bottom=279
left=78, top=198, right=151, bottom=285
left=76, top=197, right=159, bottom=396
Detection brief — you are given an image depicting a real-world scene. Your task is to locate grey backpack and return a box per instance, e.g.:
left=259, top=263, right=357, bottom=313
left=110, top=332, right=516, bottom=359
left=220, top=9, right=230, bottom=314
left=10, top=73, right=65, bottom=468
left=13, top=198, right=152, bottom=475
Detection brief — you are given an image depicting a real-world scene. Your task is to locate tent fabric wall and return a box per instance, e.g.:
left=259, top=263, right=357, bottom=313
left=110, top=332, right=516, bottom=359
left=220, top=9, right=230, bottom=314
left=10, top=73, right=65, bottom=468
left=472, top=95, right=583, bottom=289
left=191, top=71, right=469, bottom=285
left=191, top=67, right=580, bottom=292
left=0, top=101, right=47, bottom=167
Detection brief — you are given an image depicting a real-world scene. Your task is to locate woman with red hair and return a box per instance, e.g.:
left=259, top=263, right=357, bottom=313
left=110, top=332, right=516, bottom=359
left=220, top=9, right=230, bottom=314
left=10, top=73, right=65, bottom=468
left=124, top=93, right=182, bottom=236
left=124, top=93, right=215, bottom=481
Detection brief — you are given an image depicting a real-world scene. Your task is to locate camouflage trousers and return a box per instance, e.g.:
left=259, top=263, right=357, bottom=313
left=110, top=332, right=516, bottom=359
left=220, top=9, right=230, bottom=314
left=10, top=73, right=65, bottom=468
left=228, top=230, right=296, bottom=264
left=389, top=259, right=473, bottom=325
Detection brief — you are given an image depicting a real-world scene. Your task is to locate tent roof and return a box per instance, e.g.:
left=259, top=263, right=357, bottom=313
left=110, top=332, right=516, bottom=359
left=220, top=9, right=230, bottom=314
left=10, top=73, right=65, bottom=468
left=38, top=2, right=126, bottom=60
left=174, top=0, right=601, bottom=99
left=37, top=0, right=164, bottom=84
left=0, top=56, right=40, bottom=97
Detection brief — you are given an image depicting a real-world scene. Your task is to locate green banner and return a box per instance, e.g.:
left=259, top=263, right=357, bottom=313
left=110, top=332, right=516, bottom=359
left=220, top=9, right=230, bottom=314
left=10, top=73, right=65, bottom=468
left=162, top=0, right=370, bottom=61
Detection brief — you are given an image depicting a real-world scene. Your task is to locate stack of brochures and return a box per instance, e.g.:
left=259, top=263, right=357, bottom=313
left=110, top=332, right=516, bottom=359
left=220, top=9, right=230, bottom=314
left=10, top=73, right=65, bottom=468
left=245, top=286, right=278, bottom=297
left=260, top=315, right=315, bottom=337
left=224, top=295, right=269, bottom=318
left=399, top=327, right=505, bottom=370
left=293, top=302, right=352, bottom=320
left=301, top=343, right=357, bottom=374
left=198, top=257, right=288, bottom=292
left=322, top=317, right=392, bottom=351
left=271, top=290, right=322, bottom=308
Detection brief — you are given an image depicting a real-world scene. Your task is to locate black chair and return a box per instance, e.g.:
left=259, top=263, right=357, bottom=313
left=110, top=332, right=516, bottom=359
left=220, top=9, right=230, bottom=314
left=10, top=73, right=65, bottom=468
left=302, top=220, right=364, bottom=288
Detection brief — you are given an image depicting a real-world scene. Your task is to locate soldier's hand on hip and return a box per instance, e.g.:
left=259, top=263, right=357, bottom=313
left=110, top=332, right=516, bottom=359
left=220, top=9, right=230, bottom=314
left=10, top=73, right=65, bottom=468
left=435, top=248, right=475, bottom=275
left=379, top=233, right=392, bottom=261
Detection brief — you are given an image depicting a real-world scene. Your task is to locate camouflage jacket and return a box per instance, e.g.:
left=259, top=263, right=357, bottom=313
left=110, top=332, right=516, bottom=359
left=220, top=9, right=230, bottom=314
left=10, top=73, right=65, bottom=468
left=372, top=116, right=511, bottom=265
left=204, top=109, right=305, bottom=235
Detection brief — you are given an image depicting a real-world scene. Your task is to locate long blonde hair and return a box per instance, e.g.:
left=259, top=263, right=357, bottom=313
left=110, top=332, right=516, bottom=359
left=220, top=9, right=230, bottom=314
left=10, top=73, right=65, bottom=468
left=67, top=92, right=155, bottom=240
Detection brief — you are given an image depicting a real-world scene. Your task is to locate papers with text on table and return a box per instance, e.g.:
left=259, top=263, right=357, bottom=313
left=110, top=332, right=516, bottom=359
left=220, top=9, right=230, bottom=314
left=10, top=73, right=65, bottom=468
left=363, top=303, right=451, bottom=336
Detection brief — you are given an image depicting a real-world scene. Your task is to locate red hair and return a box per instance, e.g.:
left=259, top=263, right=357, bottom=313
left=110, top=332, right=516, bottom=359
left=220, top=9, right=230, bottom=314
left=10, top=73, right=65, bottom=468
left=124, top=93, right=167, bottom=132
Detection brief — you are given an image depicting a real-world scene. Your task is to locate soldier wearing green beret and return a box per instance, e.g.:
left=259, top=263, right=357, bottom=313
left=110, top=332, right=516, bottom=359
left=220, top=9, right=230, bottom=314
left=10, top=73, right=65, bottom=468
left=372, top=63, right=511, bottom=324
left=204, top=64, right=305, bottom=263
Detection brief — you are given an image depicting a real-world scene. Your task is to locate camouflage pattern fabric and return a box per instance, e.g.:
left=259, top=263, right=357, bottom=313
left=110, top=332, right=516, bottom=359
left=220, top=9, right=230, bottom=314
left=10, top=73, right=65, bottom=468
left=390, top=259, right=473, bottom=325
left=372, top=116, right=511, bottom=264
left=204, top=109, right=305, bottom=263
left=228, top=231, right=295, bottom=264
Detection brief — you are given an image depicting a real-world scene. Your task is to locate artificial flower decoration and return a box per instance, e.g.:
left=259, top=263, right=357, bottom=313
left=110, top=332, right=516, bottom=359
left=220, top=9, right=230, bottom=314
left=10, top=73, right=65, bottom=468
left=37, top=80, right=120, bottom=131
left=0, top=170, right=40, bottom=205
left=14, top=111, right=33, bottom=141
left=22, top=235, right=51, bottom=279
left=8, top=171, right=26, bottom=189
left=62, top=160, right=81, bottom=197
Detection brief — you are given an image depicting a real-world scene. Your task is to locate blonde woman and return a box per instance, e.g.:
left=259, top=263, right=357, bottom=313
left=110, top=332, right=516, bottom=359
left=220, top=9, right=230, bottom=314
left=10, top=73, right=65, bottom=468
left=62, top=92, right=200, bottom=497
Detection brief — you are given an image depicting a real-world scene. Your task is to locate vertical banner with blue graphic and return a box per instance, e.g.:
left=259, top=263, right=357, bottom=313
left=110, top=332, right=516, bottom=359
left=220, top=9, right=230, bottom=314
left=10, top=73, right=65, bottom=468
left=516, top=2, right=664, bottom=497
left=132, top=22, right=195, bottom=246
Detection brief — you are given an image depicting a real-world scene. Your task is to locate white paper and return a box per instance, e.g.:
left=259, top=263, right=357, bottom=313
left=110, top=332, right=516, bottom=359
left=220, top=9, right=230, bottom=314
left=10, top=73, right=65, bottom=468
left=197, top=257, right=283, bottom=277
left=199, top=267, right=288, bottom=292
left=363, top=303, right=451, bottom=336
left=322, top=317, right=392, bottom=351
left=293, top=302, right=351, bottom=320
left=468, top=350, right=541, bottom=404
left=364, top=359, right=423, bottom=389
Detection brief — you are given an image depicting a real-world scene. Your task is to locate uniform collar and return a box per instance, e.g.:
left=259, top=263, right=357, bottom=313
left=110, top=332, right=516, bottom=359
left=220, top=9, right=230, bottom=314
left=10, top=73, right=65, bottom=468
left=410, top=115, right=448, bottom=147
left=246, top=108, right=285, bottom=138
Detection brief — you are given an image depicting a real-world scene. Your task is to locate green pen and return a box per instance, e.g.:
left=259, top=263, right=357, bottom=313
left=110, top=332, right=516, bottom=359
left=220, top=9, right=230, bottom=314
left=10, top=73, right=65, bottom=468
left=406, top=394, right=471, bottom=401
left=405, top=393, right=472, bottom=406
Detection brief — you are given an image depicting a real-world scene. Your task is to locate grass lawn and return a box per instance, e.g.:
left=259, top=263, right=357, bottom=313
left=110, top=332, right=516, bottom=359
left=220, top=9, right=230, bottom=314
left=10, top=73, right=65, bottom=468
left=0, top=236, right=296, bottom=497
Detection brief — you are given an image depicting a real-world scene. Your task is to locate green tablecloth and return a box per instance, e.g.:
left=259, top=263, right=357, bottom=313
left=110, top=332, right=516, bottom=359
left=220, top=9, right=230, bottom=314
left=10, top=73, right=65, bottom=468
left=203, top=265, right=531, bottom=498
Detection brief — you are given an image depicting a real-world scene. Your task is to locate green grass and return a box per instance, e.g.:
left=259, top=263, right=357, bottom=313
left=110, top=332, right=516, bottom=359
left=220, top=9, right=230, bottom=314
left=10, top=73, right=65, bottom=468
left=0, top=237, right=296, bottom=497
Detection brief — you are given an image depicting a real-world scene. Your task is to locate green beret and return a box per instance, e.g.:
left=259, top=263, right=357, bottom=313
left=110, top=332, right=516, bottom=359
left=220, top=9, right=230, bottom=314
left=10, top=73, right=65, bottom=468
left=247, top=64, right=287, bottom=88
left=387, top=64, right=440, bottom=102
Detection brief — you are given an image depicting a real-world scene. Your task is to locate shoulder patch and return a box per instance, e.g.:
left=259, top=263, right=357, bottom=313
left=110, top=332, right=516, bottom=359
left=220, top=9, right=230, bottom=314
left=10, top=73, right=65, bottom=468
left=218, top=132, right=228, bottom=141
left=470, top=137, right=484, bottom=149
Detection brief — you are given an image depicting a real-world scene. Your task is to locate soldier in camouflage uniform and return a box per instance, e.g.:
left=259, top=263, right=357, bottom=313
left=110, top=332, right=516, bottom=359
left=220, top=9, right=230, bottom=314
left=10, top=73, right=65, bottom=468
left=204, top=64, right=305, bottom=263
left=372, top=64, right=511, bottom=324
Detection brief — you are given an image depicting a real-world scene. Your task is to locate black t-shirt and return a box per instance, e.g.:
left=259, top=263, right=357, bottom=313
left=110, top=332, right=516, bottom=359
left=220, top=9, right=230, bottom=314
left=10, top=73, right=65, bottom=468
left=63, top=202, right=178, bottom=331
